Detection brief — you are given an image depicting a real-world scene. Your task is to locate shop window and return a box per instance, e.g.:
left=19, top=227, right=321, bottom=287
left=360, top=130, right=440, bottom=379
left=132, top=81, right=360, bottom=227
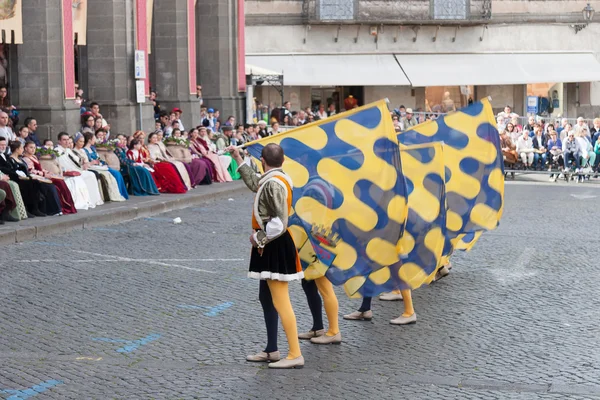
left=431, top=0, right=469, bottom=20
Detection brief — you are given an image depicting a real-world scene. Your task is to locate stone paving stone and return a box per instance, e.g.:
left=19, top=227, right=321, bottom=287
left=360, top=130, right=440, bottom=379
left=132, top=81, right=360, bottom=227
left=1, top=184, right=600, bottom=399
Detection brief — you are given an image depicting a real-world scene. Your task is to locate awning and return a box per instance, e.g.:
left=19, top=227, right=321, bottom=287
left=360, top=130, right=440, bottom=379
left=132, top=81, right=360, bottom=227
left=246, top=54, right=411, bottom=86
left=396, top=53, right=600, bottom=87
left=245, top=64, right=281, bottom=76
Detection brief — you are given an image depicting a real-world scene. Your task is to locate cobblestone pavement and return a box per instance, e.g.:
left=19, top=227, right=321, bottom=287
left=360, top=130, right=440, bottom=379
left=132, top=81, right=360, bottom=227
left=1, top=182, right=600, bottom=399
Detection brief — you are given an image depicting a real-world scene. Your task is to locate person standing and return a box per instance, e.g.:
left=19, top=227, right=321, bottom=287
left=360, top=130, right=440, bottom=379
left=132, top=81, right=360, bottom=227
left=229, top=143, right=304, bottom=369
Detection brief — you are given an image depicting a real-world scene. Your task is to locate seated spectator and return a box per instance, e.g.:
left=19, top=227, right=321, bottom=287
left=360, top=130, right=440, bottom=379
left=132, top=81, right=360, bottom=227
left=499, top=130, right=518, bottom=166
left=316, top=104, right=328, bottom=120
left=114, top=135, right=159, bottom=196
left=80, top=113, right=95, bottom=135
left=0, top=174, right=20, bottom=222
left=575, top=117, right=591, bottom=139
left=506, top=122, right=520, bottom=144
left=562, top=131, right=581, bottom=171
left=147, top=131, right=192, bottom=190
left=516, top=130, right=534, bottom=168
left=55, top=132, right=104, bottom=208
left=392, top=115, right=402, bottom=133
left=16, top=126, right=29, bottom=145
left=95, top=127, right=108, bottom=144
left=169, top=128, right=212, bottom=187
left=270, top=122, right=280, bottom=136
left=575, top=129, right=595, bottom=169
left=594, top=133, right=600, bottom=172
left=402, top=108, right=418, bottom=130
left=198, top=126, right=233, bottom=180
left=524, top=116, right=536, bottom=134
left=591, top=118, right=600, bottom=144
left=510, top=117, right=522, bottom=133
left=532, top=125, right=547, bottom=169
left=22, top=141, right=77, bottom=214
left=257, top=120, right=269, bottom=138
left=189, top=127, right=232, bottom=183
left=0, top=139, right=61, bottom=217
left=496, top=116, right=506, bottom=132
left=0, top=86, right=18, bottom=127
left=547, top=131, right=563, bottom=166
left=129, top=132, right=183, bottom=194
left=559, top=123, right=572, bottom=141
left=24, top=117, right=41, bottom=147
left=0, top=111, right=15, bottom=143
left=83, top=132, right=129, bottom=200
left=43, top=139, right=53, bottom=149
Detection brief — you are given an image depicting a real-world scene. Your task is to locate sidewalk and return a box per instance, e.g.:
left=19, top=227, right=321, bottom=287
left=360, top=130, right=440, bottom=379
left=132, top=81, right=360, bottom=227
left=0, top=181, right=246, bottom=245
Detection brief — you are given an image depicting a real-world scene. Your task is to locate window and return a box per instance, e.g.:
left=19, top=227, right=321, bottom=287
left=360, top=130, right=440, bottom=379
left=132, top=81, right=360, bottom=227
left=432, top=0, right=469, bottom=20
left=319, top=0, right=354, bottom=21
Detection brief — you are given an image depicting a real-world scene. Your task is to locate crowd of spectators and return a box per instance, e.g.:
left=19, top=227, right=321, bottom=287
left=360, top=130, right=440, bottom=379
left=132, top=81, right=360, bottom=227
left=0, top=87, right=255, bottom=225
left=496, top=105, right=600, bottom=181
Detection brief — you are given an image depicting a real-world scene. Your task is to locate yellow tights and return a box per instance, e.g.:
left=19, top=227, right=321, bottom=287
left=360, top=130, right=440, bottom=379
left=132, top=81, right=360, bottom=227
left=401, top=289, right=415, bottom=317
left=315, top=277, right=340, bottom=336
left=267, top=280, right=302, bottom=359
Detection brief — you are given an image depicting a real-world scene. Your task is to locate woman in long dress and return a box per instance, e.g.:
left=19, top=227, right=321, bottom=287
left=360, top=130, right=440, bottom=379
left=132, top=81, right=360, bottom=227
left=73, top=134, right=125, bottom=202
left=0, top=172, right=27, bottom=220
left=83, top=133, right=129, bottom=200
left=170, top=129, right=212, bottom=187
left=189, top=127, right=232, bottom=183
left=6, top=141, right=62, bottom=216
left=22, top=141, right=77, bottom=214
left=114, top=135, right=159, bottom=196
left=129, top=135, right=187, bottom=194
left=147, top=132, right=193, bottom=190
left=55, top=134, right=103, bottom=208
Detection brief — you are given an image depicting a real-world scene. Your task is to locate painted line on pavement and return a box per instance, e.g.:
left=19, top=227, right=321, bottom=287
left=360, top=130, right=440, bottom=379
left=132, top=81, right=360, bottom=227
left=92, top=333, right=161, bottom=353
left=17, top=258, right=244, bottom=263
left=177, top=302, right=234, bottom=316
left=71, top=250, right=219, bottom=274
left=0, top=380, right=63, bottom=400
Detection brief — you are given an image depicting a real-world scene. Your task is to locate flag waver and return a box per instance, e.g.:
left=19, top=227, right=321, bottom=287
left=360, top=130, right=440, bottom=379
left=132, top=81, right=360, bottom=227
left=245, top=100, right=408, bottom=293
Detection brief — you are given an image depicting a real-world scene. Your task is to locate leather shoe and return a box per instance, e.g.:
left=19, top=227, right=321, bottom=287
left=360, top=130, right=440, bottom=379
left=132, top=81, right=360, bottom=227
left=246, top=351, right=280, bottom=363
left=343, top=310, right=373, bottom=321
left=310, top=332, right=341, bottom=345
left=298, top=329, right=325, bottom=340
left=390, top=313, right=417, bottom=325
left=268, top=356, right=304, bottom=369
left=1, top=211, right=18, bottom=222
left=31, top=210, right=46, bottom=217
left=379, top=292, right=403, bottom=301
left=26, top=212, right=35, bottom=218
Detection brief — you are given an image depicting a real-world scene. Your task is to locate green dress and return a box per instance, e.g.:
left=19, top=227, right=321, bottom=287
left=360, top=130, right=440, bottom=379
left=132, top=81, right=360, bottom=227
left=226, top=155, right=241, bottom=180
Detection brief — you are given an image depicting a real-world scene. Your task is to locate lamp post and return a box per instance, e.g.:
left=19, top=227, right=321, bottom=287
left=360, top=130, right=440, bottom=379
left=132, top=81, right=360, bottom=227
left=574, top=3, right=594, bottom=33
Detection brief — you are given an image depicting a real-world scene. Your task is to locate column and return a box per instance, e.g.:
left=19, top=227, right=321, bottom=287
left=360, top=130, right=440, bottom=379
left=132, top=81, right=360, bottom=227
left=16, top=0, right=80, bottom=141
left=196, top=0, right=245, bottom=121
left=152, top=0, right=199, bottom=129
left=86, top=0, right=153, bottom=135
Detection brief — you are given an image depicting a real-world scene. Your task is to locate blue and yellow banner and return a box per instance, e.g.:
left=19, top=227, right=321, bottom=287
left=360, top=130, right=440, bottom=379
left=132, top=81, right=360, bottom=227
left=245, top=100, right=408, bottom=289
left=398, top=98, right=504, bottom=261
left=343, top=142, right=447, bottom=297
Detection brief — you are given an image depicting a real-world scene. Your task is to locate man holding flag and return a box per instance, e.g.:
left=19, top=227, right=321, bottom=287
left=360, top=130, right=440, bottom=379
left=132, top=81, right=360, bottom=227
left=228, top=144, right=305, bottom=370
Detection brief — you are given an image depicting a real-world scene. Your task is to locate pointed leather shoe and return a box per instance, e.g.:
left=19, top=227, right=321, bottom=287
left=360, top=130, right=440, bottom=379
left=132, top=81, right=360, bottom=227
left=246, top=351, right=280, bottom=363
left=298, top=329, right=325, bottom=340
left=268, top=356, right=304, bottom=369
left=390, top=313, right=417, bottom=325
left=379, top=292, right=404, bottom=301
left=310, top=332, right=342, bottom=345
left=343, top=310, right=373, bottom=321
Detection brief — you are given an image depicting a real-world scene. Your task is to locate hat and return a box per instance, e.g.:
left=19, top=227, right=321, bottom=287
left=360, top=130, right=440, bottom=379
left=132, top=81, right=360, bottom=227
left=258, top=120, right=267, bottom=126
left=222, top=125, right=233, bottom=131
left=208, top=108, right=214, bottom=113
left=406, top=108, right=413, bottom=114
left=172, top=107, right=182, bottom=114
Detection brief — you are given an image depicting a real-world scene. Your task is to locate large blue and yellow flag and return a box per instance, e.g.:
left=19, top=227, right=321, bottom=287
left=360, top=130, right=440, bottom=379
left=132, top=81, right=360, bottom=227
left=398, top=98, right=504, bottom=261
left=344, top=142, right=447, bottom=297
left=244, top=100, right=408, bottom=292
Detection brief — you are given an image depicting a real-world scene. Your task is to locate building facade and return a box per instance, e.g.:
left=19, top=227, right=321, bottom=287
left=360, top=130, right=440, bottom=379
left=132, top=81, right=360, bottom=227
left=0, top=0, right=245, bottom=141
left=246, top=0, right=600, bottom=119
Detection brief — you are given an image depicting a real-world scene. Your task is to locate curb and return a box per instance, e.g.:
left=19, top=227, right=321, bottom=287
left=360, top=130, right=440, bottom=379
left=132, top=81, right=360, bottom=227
left=0, top=181, right=247, bottom=245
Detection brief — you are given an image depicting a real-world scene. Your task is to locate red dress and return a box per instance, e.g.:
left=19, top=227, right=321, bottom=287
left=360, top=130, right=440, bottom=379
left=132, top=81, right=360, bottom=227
left=24, top=156, right=77, bottom=214
left=128, top=148, right=187, bottom=194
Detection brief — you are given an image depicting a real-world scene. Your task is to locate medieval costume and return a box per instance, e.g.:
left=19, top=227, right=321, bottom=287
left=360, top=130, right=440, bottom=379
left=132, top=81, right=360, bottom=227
left=238, top=161, right=304, bottom=369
